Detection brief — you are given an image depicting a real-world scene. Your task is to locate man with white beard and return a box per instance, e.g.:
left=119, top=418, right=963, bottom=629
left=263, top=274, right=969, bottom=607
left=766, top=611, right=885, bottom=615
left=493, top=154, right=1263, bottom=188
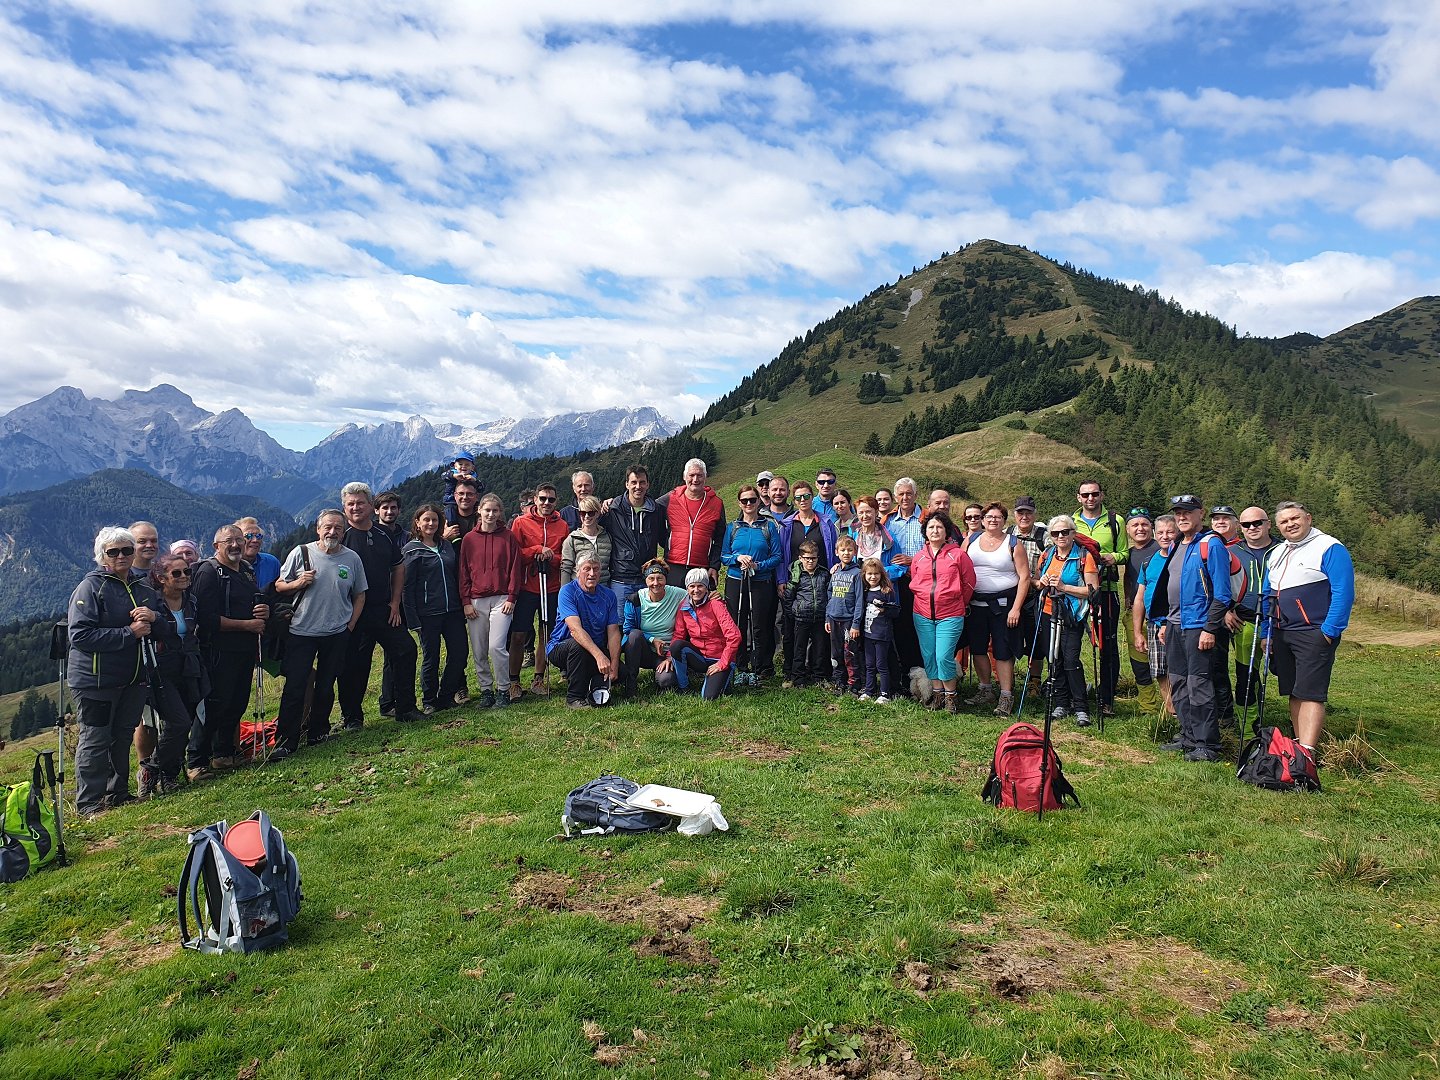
left=269, top=509, right=367, bottom=759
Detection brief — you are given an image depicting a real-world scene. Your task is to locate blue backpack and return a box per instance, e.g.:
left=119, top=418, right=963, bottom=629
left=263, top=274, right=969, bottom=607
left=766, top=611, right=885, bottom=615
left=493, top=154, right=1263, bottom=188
left=179, top=811, right=302, bottom=954
left=562, top=776, right=674, bottom=837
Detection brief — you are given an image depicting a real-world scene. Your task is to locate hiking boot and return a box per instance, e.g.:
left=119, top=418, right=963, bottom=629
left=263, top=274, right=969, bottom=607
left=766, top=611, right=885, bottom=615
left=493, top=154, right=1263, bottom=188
left=342, top=717, right=364, bottom=732
left=493, top=690, right=510, bottom=709
left=529, top=676, right=551, bottom=696
left=965, top=684, right=997, bottom=706
left=994, top=692, right=1014, bottom=718
left=927, top=692, right=946, bottom=711
left=454, top=689, right=470, bottom=705
left=396, top=710, right=424, bottom=723
left=136, top=759, right=159, bottom=799
left=186, top=765, right=215, bottom=783
left=211, top=755, right=239, bottom=771
left=1100, top=703, right=1116, bottom=718
left=477, top=689, right=496, bottom=709
left=379, top=703, right=396, bottom=718
left=1158, top=738, right=1187, bottom=752
left=1184, top=748, right=1220, bottom=763
left=1074, top=711, right=1092, bottom=728
left=508, top=683, right=523, bottom=703
left=155, top=773, right=180, bottom=796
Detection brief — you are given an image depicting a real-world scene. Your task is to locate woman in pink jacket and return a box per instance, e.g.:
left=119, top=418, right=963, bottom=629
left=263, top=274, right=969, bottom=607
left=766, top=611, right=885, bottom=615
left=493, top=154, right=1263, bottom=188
left=908, top=511, right=976, bottom=713
left=669, top=568, right=741, bottom=701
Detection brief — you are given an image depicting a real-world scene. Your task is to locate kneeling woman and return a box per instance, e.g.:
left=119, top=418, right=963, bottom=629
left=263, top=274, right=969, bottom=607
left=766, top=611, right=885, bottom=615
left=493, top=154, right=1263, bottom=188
left=621, top=559, right=686, bottom=693
left=669, top=569, right=741, bottom=701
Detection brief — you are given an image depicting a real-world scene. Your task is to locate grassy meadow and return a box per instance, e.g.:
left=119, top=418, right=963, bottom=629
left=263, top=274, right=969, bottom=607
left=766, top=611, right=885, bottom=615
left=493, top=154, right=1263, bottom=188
left=1, top=628, right=1438, bottom=1079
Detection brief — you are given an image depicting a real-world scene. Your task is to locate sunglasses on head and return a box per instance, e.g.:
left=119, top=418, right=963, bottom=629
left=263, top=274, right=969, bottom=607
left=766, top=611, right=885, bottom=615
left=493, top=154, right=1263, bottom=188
left=1050, top=528, right=1073, bottom=537
left=105, top=546, right=135, bottom=558
left=1170, top=495, right=1200, bottom=507
left=1128, top=507, right=1150, bottom=519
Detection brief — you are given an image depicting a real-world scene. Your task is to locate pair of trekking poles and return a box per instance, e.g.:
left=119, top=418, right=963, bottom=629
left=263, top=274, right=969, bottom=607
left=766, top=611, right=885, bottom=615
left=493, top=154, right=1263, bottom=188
left=1014, top=587, right=1107, bottom=734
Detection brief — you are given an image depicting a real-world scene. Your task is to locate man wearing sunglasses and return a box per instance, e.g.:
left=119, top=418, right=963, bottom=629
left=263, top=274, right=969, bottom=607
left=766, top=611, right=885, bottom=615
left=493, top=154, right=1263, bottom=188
left=1232, top=506, right=1276, bottom=710
left=191, top=524, right=269, bottom=774
left=813, top=469, right=840, bottom=524
left=1146, top=495, right=1231, bottom=762
left=1074, top=481, right=1128, bottom=718
left=510, top=482, right=571, bottom=694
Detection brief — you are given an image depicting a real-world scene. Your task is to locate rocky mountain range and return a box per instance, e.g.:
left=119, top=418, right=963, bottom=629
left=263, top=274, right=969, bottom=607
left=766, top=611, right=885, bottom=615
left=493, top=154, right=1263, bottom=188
left=0, top=386, right=678, bottom=512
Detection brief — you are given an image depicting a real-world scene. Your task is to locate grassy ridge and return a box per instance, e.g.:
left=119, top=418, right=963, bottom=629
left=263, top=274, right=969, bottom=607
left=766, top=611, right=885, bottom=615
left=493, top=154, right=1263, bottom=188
left=2, top=641, right=1438, bottom=1078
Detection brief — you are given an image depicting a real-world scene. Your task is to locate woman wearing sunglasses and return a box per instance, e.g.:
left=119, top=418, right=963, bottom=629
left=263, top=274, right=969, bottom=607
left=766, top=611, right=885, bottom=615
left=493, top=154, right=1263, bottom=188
left=66, top=527, right=158, bottom=816
left=720, top=483, right=783, bottom=682
left=1035, top=515, right=1101, bottom=727
left=136, top=553, right=208, bottom=797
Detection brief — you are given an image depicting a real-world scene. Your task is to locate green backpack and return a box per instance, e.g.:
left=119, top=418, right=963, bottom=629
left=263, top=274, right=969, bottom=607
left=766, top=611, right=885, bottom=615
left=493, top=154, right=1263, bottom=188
left=1, top=752, right=65, bottom=884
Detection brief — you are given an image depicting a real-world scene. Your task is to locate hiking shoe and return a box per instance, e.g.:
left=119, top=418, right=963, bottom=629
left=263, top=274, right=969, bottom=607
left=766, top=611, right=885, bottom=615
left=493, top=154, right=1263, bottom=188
left=566, top=698, right=589, bottom=709
left=1051, top=706, right=1068, bottom=721
left=508, top=683, right=523, bottom=703
left=946, top=692, right=960, bottom=714
left=1158, top=738, right=1187, bottom=752
left=477, top=689, right=496, bottom=709
left=267, top=746, right=292, bottom=763
left=454, top=689, right=470, bottom=705
left=211, top=755, right=239, bottom=771
left=186, top=765, right=215, bottom=783
left=875, top=694, right=892, bottom=705
left=1074, top=711, right=1092, bottom=728
left=493, top=689, right=510, bottom=709
left=965, top=684, right=997, bottom=706
left=342, top=717, right=364, bottom=732
left=994, top=692, right=1014, bottom=718
left=379, top=703, right=396, bottom=718
left=1184, top=748, right=1220, bottom=762
left=529, top=677, right=551, bottom=696
left=136, top=759, right=159, bottom=799
left=155, top=773, right=181, bottom=796
left=396, top=710, right=424, bottom=723
left=857, top=692, right=872, bottom=701
left=306, top=732, right=330, bottom=746
left=421, top=703, right=437, bottom=716
left=1100, top=703, right=1116, bottom=719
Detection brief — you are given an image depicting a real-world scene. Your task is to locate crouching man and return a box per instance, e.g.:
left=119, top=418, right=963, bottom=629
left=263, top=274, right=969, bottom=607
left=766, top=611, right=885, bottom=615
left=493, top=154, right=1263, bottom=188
left=546, top=553, right=621, bottom=709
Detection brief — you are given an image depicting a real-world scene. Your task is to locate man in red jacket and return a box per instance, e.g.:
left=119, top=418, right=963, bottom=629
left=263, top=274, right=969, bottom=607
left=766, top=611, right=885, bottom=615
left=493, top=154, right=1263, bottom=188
left=508, top=483, right=570, bottom=694
left=656, top=458, right=725, bottom=588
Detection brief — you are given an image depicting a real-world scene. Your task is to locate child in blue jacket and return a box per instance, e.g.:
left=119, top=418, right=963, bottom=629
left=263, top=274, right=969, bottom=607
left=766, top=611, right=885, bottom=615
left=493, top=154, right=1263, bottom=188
left=825, top=535, right=863, bottom=693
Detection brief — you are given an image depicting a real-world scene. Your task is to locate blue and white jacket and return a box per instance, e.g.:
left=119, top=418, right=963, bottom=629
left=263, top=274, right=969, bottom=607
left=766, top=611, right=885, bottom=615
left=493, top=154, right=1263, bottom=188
left=1263, top=528, right=1354, bottom=639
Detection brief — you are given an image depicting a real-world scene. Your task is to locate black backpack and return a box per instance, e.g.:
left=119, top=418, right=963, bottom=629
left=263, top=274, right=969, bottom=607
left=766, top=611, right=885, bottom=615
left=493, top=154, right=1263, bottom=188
left=179, top=811, right=302, bottom=953
left=562, top=776, right=674, bottom=837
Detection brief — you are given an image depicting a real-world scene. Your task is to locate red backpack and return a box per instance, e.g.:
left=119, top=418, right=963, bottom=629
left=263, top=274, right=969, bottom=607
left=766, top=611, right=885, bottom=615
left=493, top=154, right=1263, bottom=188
left=1236, top=727, right=1321, bottom=792
left=982, top=722, right=1081, bottom=813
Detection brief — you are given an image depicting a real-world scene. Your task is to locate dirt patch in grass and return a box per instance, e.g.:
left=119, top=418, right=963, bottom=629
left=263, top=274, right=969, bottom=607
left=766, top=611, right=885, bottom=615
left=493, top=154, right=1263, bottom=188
left=843, top=798, right=905, bottom=817
left=1311, top=963, right=1395, bottom=1004
left=774, top=1025, right=936, bottom=1079
left=83, top=820, right=192, bottom=853
left=907, top=922, right=1247, bottom=1013
left=6, top=920, right=173, bottom=1000
left=717, top=738, right=798, bottom=763
left=511, top=871, right=721, bottom=934
left=1048, top=731, right=1155, bottom=767
left=632, top=929, right=717, bottom=966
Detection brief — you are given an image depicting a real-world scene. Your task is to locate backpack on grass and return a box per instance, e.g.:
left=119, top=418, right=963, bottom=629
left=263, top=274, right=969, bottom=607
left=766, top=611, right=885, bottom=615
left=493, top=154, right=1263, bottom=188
left=179, top=811, right=302, bottom=954
left=1236, top=728, right=1321, bottom=793
left=981, top=722, right=1081, bottom=813
left=562, top=776, right=675, bottom=837
left=1, top=752, right=65, bottom=884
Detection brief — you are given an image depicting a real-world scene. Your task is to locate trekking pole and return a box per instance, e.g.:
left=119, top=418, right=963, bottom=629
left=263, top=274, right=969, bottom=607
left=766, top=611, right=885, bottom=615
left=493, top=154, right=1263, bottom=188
left=1038, top=604, right=1063, bottom=823
left=254, top=637, right=270, bottom=764
left=49, top=620, right=70, bottom=864
left=744, top=570, right=756, bottom=686
left=1240, top=600, right=1262, bottom=738
left=1089, top=603, right=1102, bottom=731
left=537, top=566, right=549, bottom=690
left=1014, top=600, right=1046, bottom=719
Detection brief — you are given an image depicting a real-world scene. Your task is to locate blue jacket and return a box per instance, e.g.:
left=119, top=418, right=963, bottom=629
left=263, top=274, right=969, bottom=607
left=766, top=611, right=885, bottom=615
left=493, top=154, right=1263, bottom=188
left=1147, top=530, right=1231, bottom=632
left=720, top=517, right=783, bottom=581
left=826, top=563, right=864, bottom=624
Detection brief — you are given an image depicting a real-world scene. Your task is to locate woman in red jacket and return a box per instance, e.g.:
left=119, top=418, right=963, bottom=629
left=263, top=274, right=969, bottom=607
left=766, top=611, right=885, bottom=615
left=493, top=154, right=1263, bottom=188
left=908, top=511, right=976, bottom=713
left=669, top=568, right=741, bottom=701
left=460, top=494, right=523, bottom=707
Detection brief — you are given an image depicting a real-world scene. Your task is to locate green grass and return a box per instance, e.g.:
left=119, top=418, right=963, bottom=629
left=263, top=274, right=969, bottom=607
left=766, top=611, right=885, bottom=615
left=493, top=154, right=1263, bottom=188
left=3, top=639, right=1439, bottom=1079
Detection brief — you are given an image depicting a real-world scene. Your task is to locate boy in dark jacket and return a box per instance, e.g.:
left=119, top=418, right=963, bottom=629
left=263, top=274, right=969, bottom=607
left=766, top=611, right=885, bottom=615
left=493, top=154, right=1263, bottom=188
left=784, top=540, right=831, bottom=687
left=825, top=535, right=863, bottom=694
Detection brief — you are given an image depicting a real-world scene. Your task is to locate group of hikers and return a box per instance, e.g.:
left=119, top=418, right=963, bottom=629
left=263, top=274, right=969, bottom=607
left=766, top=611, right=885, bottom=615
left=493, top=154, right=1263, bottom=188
left=64, top=452, right=1354, bottom=817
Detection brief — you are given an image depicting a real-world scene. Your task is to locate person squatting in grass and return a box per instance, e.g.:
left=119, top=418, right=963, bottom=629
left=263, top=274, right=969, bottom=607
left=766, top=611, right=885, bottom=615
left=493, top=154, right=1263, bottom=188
left=620, top=559, right=686, bottom=694
left=669, top=567, right=741, bottom=701
left=546, top=552, right=622, bottom=709
left=1263, top=501, right=1355, bottom=761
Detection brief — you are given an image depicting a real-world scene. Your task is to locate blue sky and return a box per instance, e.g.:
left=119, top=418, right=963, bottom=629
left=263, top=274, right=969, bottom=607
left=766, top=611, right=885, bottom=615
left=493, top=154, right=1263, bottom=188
left=2, top=1, right=1437, bottom=450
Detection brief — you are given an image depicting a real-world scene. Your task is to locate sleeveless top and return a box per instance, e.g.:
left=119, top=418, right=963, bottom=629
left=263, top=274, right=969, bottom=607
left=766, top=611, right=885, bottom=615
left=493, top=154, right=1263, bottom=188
left=969, top=535, right=1019, bottom=594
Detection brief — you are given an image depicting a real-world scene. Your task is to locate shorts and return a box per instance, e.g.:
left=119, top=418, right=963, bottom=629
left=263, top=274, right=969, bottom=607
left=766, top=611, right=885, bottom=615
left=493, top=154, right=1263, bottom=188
left=511, top=590, right=558, bottom=633
left=965, top=593, right=1020, bottom=661
left=1269, top=627, right=1337, bottom=703
left=1146, top=622, right=1168, bottom=676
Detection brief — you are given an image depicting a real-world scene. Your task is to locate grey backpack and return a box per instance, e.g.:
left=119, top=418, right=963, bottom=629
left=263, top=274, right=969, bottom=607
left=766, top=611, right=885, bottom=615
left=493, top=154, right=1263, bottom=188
left=562, top=776, right=674, bottom=837
left=179, top=811, right=302, bottom=954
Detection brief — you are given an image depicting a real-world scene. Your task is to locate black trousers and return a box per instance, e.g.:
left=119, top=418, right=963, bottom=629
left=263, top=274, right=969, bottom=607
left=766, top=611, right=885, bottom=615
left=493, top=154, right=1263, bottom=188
left=277, top=630, right=349, bottom=750
left=416, top=609, right=468, bottom=708
left=192, top=648, right=254, bottom=766
left=725, top=576, right=777, bottom=677
left=895, top=574, right=922, bottom=672
left=339, top=612, right=417, bottom=721
left=829, top=623, right=861, bottom=689
left=1211, top=627, right=1236, bottom=725
left=547, top=639, right=604, bottom=704
left=1094, top=590, right=1120, bottom=708
left=792, top=616, right=830, bottom=683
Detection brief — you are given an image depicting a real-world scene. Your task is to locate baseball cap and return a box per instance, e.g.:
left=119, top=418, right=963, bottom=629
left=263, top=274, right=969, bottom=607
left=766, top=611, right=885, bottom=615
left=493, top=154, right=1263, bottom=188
left=1169, top=494, right=1203, bottom=511
left=1014, top=495, right=1036, bottom=511
left=756, top=470, right=774, bottom=483
left=1210, top=505, right=1238, bottom=518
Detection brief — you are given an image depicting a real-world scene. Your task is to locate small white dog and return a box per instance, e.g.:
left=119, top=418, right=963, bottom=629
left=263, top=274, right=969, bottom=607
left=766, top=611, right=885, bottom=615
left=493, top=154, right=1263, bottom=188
left=908, top=666, right=934, bottom=705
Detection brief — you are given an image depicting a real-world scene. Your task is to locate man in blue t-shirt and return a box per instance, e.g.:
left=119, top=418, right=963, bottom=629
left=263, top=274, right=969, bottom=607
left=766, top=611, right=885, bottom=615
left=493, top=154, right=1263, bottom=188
left=547, top=553, right=622, bottom=708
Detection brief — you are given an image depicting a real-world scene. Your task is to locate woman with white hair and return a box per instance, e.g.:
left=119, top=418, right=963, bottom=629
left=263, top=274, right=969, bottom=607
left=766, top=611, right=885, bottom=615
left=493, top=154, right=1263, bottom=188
left=1035, top=514, right=1101, bottom=727
left=66, top=526, right=158, bottom=816
left=669, top=568, right=741, bottom=700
